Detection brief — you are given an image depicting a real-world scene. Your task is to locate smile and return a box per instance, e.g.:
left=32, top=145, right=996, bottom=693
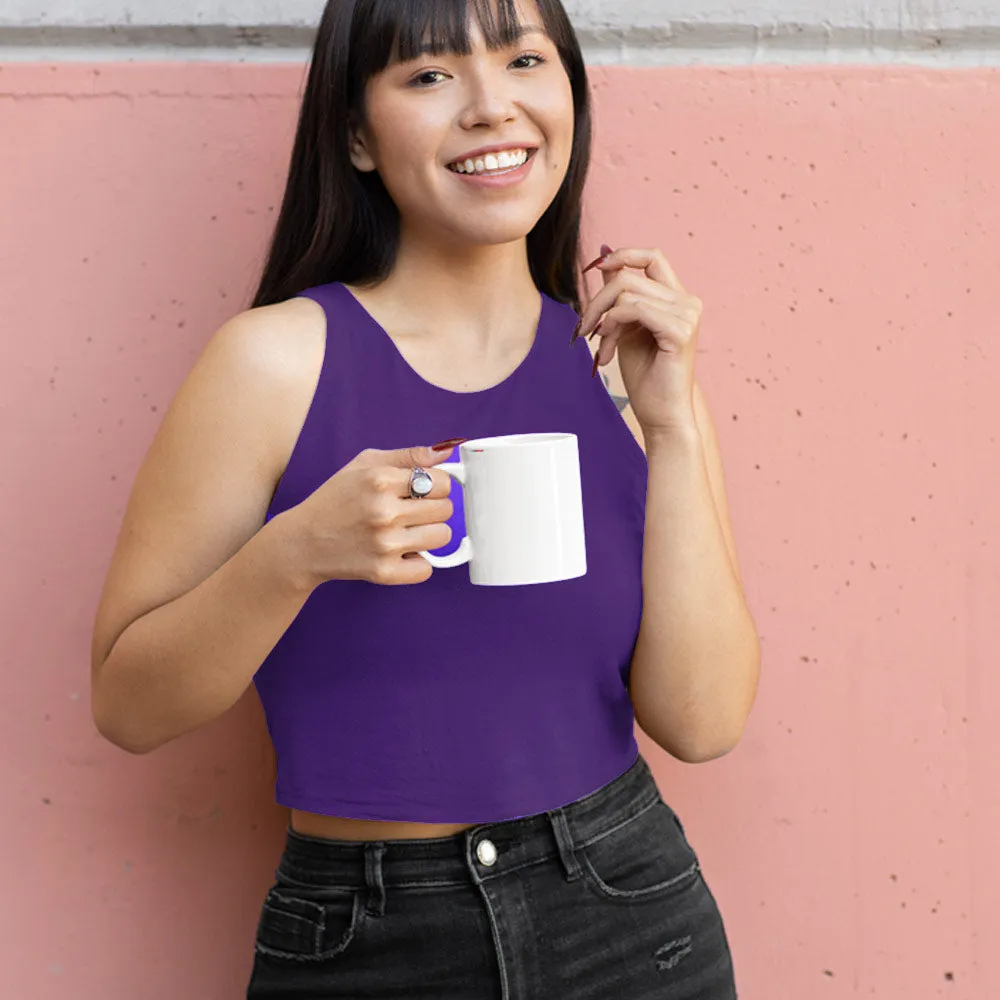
left=447, top=148, right=536, bottom=176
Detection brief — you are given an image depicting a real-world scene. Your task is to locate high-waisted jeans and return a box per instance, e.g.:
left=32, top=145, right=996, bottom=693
left=246, top=751, right=738, bottom=998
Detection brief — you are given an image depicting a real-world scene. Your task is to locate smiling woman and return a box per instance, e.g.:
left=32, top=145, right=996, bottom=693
left=88, top=0, right=742, bottom=996
left=252, top=0, right=590, bottom=309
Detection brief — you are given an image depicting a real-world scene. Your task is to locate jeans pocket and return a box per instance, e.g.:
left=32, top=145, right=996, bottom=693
left=578, top=797, right=701, bottom=902
left=254, top=884, right=365, bottom=963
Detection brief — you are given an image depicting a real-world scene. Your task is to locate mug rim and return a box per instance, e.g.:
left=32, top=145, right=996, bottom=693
left=460, top=432, right=575, bottom=451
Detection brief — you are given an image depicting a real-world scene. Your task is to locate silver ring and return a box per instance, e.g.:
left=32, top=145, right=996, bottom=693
left=408, top=466, right=434, bottom=499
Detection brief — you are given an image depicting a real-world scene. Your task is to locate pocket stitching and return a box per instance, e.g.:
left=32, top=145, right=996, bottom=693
left=275, top=866, right=357, bottom=893
left=580, top=853, right=701, bottom=900
left=254, top=889, right=363, bottom=962
left=576, top=798, right=701, bottom=901
left=574, top=794, right=660, bottom=851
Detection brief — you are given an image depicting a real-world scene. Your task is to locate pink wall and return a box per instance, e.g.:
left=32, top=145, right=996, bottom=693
left=2, top=60, right=998, bottom=998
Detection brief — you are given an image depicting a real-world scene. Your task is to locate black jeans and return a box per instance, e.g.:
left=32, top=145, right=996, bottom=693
left=246, top=752, right=738, bottom=998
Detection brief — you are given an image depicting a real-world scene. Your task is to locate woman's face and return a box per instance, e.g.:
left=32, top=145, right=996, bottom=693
left=349, top=0, right=575, bottom=249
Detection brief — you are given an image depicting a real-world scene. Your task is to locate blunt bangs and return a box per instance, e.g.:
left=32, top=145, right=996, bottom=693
left=350, top=0, right=569, bottom=85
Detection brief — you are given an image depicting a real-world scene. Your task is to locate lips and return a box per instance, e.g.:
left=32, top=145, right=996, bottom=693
left=449, top=151, right=538, bottom=178
left=445, top=144, right=538, bottom=170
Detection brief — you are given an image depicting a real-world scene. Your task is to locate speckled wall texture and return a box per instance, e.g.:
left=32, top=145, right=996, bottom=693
left=1, top=55, right=999, bottom=1000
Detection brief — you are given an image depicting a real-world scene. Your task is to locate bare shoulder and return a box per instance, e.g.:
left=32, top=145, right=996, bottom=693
left=215, top=295, right=329, bottom=468
left=90, top=294, right=328, bottom=676
left=163, top=294, right=329, bottom=487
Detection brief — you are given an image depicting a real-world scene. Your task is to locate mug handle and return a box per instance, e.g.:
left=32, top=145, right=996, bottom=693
left=418, top=462, right=474, bottom=568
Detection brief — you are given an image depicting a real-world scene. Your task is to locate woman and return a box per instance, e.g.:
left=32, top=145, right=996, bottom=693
left=90, top=0, right=760, bottom=996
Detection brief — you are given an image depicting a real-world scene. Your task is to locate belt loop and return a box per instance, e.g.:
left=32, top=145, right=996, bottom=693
left=547, top=807, right=582, bottom=882
left=363, top=842, right=387, bottom=917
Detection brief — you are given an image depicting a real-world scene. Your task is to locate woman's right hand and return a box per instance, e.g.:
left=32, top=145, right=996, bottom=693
left=287, top=443, right=462, bottom=588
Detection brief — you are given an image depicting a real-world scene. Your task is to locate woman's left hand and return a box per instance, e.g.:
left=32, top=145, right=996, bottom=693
left=572, top=245, right=703, bottom=436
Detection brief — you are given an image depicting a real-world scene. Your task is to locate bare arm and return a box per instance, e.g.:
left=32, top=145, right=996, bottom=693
left=627, top=382, right=759, bottom=763
left=91, top=297, right=455, bottom=755
left=91, top=300, right=324, bottom=754
left=93, top=512, right=313, bottom=753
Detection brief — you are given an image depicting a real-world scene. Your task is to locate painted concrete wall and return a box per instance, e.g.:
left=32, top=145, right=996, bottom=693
left=2, top=2, right=999, bottom=998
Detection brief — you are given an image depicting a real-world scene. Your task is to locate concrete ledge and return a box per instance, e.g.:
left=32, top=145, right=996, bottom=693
left=5, top=0, right=1000, bottom=30
left=4, top=20, right=1000, bottom=65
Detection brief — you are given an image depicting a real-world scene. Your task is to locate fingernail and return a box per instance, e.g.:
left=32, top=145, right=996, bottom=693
left=570, top=320, right=582, bottom=345
left=591, top=353, right=600, bottom=378
left=431, top=437, right=468, bottom=451
left=583, top=244, right=616, bottom=275
left=587, top=321, right=603, bottom=342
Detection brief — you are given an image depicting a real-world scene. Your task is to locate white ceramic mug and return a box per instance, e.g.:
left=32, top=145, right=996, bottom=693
left=418, top=433, right=587, bottom=585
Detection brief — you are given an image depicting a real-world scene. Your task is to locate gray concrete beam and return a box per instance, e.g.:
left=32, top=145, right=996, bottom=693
left=4, top=0, right=1000, bottom=30
left=4, top=0, right=1000, bottom=64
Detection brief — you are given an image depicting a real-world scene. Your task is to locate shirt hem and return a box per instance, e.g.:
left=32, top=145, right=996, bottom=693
left=274, top=744, right=641, bottom=825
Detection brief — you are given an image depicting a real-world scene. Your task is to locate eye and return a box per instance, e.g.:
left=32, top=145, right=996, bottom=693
left=511, top=53, right=546, bottom=70
left=410, top=70, right=448, bottom=88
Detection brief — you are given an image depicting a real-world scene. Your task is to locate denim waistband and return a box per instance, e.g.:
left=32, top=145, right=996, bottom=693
left=275, top=751, right=661, bottom=893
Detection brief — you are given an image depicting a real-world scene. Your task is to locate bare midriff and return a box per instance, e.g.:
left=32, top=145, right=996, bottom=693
left=290, top=808, right=478, bottom=842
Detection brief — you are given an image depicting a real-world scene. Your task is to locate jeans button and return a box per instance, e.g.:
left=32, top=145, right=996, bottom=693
left=476, top=838, right=498, bottom=866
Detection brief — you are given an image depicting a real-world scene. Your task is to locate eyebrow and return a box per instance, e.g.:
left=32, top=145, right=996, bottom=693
left=414, top=24, right=550, bottom=57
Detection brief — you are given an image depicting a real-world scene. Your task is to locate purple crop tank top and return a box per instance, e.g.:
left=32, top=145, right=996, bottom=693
left=252, top=281, right=648, bottom=823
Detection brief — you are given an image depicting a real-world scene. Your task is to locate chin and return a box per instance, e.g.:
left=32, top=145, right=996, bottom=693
left=446, top=211, right=548, bottom=248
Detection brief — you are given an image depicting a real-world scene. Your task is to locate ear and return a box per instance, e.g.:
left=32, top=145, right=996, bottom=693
left=348, top=120, right=377, bottom=173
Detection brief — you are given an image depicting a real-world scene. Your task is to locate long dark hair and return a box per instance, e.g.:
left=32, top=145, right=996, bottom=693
left=250, top=0, right=592, bottom=313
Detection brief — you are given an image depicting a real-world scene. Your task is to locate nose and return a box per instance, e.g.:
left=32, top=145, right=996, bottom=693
left=458, top=68, right=519, bottom=131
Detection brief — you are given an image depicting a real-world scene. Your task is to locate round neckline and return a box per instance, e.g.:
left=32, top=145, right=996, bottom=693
left=337, top=282, right=549, bottom=398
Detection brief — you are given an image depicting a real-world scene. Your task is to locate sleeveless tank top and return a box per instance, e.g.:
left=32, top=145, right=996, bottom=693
left=252, top=281, right=648, bottom=822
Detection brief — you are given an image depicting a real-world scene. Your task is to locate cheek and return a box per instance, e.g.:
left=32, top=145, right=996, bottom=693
left=540, top=84, right=576, bottom=163
left=370, top=134, right=434, bottom=198
left=373, top=115, right=421, bottom=164
left=363, top=97, right=444, bottom=181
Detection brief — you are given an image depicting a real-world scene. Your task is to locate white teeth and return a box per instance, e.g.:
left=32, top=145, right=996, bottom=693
left=450, top=148, right=530, bottom=175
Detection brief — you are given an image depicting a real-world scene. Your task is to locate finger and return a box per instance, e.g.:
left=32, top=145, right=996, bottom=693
left=586, top=254, right=617, bottom=342
left=601, top=299, right=689, bottom=364
left=582, top=243, right=616, bottom=275
left=593, top=298, right=681, bottom=369
left=380, top=442, right=466, bottom=469
left=385, top=520, right=454, bottom=557
left=574, top=270, right=680, bottom=343
left=591, top=247, right=687, bottom=296
left=585, top=284, right=681, bottom=344
left=594, top=244, right=616, bottom=290
left=395, top=497, right=454, bottom=527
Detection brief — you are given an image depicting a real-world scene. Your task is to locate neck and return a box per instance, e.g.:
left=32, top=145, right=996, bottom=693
left=365, top=233, right=542, bottom=352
